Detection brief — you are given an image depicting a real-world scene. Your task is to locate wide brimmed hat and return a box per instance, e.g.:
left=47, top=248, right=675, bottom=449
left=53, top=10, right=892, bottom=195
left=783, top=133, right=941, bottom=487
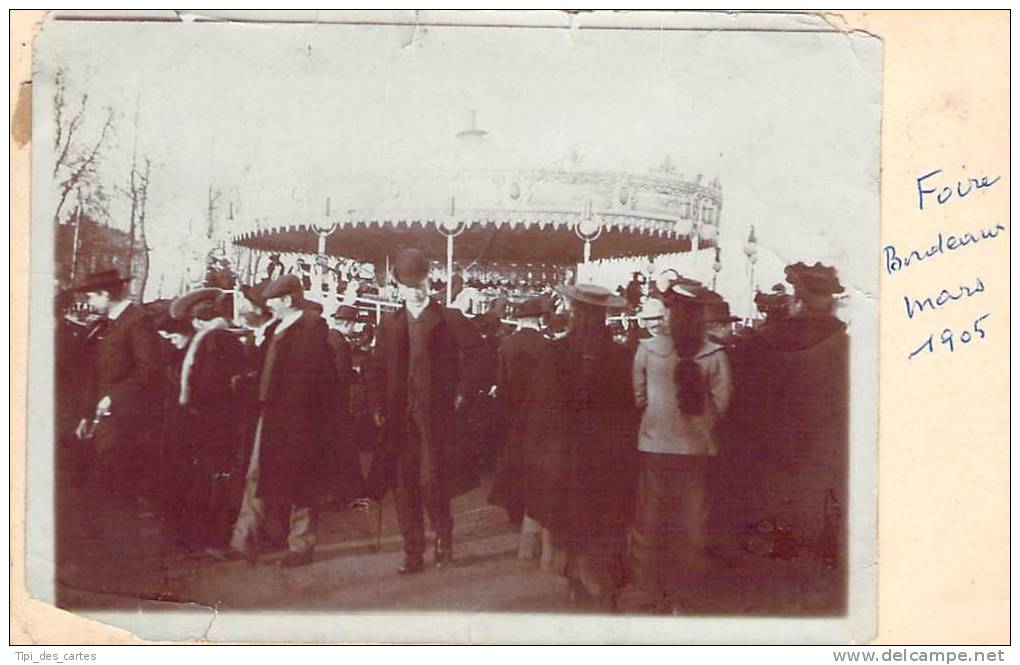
left=72, top=269, right=130, bottom=294
left=170, top=288, right=227, bottom=320
left=665, top=280, right=717, bottom=304
left=554, top=283, right=628, bottom=309
left=261, top=274, right=304, bottom=301
left=332, top=305, right=359, bottom=321
left=785, top=261, right=845, bottom=299
left=393, top=248, right=429, bottom=287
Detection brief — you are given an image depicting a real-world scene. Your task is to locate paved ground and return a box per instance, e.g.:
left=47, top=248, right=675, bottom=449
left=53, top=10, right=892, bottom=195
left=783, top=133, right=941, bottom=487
left=55, top=461, right=844, bottom=617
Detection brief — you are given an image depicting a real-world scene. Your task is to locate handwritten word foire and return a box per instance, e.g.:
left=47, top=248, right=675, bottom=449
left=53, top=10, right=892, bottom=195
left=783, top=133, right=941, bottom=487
left=916, top=168, right=1001, bottom=211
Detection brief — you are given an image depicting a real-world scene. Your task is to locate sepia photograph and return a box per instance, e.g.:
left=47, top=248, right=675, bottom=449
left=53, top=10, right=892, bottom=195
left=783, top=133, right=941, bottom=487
left=24, top=10, right=880, bottom=643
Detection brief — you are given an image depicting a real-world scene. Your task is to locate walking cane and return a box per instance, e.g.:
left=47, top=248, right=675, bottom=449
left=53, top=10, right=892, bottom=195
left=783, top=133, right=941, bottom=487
left=372, top=498, right=383, bottom=553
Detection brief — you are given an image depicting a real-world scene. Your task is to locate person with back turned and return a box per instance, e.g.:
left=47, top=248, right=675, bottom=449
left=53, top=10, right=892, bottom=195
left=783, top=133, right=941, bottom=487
left=366, top=248, right=482, bottom=575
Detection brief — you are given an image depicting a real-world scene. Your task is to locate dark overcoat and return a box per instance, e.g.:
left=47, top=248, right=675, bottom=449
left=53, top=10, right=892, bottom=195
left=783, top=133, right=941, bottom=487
left=81, top=303, right=163, bottom=456
left=181, top=328, right=246, bottom=465
left=327, top=329, right=356, bottom=415
left=488, top=328, right=550, bottom=516
left=718, top=313, right=849, bottom=556
left=517, top=334, right=639, bottom=549
left=255, top=311, right=338, bottom=506
left=365, top=301, right=483, bottom=499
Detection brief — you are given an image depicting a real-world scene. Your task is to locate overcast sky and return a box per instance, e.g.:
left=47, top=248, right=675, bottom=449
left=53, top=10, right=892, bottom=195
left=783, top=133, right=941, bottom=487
left=33, top=15, right=881, bottom=310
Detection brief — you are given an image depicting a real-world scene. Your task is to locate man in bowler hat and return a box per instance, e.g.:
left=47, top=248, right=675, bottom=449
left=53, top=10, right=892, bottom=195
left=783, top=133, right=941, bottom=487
left=367, top=248, right=482, bottom=574
left=72, top=269, right=163, bottom=563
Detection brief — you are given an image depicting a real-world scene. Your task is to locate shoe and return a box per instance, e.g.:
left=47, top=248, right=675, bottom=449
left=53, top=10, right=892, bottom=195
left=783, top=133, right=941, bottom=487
left=278, top=551, right=314, bottom=568
left=398, top=555, right=425, bottom=575
left=434, top=536, right=453, bottom=569
left=206, top=547, right=257, bottom=565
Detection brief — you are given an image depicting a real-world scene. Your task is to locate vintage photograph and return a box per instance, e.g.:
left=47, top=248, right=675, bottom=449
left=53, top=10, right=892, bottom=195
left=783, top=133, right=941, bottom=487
left=26, top=11, right=880, bottom=641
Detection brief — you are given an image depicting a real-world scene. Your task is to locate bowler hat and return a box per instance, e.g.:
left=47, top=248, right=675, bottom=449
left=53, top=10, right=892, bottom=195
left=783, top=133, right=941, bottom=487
left=554, top=283, right=628, bottom=309
left=72, top=269, right=130, bottom=294
left=170, top=288, right=227, bottom=320
left=261, top=274, right=304, bottom=301
left=332, top=305, right=359, bottom=321
left=393, top=248, right=430, bottom=287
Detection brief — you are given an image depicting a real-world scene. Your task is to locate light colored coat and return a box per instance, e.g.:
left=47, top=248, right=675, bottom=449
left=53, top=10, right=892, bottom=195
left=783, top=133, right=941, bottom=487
left=632, top=334, right=733, bottom=455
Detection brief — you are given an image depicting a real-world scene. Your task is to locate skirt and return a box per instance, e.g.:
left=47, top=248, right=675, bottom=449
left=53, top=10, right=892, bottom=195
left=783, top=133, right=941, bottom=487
left=630, top=452, right=712, bottom=601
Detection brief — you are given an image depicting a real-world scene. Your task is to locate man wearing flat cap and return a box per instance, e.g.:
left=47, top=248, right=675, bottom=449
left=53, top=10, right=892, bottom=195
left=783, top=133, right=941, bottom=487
left=224, top=274, right=341, bottom=567
left=71, top=269, right=163, bottom=560
left=366, top=248, right=483, bottom=574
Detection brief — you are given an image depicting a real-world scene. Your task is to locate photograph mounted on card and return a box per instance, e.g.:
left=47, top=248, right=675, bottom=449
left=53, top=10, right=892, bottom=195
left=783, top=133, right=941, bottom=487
left=24, top=10, right=880, bottom=644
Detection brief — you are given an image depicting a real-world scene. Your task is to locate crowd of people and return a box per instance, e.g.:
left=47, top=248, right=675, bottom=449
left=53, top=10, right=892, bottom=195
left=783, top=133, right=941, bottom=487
left=58, top=248, right=849, bottom=614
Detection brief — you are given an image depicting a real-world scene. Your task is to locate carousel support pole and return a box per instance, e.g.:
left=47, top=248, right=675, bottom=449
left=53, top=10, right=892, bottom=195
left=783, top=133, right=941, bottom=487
left=318, top=232, right=327, bottom=255
left=583, top=239, right=592, bottom=264
left=446, top=233, right=454, bottom=307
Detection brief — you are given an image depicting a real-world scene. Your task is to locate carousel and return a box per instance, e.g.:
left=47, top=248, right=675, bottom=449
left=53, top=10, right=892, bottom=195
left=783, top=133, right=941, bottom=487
left=231, top=163, right=721, bottom=309
left=228, top=116, right=723, bottom=318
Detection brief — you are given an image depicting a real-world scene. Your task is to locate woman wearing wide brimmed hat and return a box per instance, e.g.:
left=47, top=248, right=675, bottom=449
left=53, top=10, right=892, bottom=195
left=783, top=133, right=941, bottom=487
left=167, top=287, right=247, bottom=554
left=516, top=283, right=638, bottom=610
left=731, top=262, right=849, bottom=574
left=629, top=281, right=733, bottom=614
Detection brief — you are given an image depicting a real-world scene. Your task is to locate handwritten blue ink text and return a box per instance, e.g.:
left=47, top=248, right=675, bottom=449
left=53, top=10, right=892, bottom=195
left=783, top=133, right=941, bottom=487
left=903, top=276, right=986, bottom=319
left=884, top=223, right=1006, bottom=275
left=917, top=169, right=1002, bottom=211
left=908, top=313, right=991, bottom=360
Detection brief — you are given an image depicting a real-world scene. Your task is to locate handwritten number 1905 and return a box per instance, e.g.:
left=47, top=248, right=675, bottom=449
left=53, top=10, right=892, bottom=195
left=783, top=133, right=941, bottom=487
left=908, top=313, right=990, bottom=360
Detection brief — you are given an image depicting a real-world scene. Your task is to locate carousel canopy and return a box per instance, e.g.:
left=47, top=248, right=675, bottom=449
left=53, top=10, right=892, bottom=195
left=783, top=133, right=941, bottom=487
left=231, top=165, right=722, bottom=265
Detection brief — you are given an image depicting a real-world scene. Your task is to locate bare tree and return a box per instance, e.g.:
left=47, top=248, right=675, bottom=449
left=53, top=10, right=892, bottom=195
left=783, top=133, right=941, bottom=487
left=51, top=67, right=114, bottom=226
left=206, top=184, right=222, bottom=240
left=117, top=96, right=154, bottom=299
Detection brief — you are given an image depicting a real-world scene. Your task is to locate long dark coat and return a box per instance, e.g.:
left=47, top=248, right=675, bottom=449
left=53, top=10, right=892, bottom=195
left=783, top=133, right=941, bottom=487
left=255, top=311, right=339, bottom=506
left=178, top=328, right=247, bottom=546
left=488, top=328, right=550, bottom=518
left=181, top=328, right=246, bottom=466
left=327, top=329, right=356, bottom=415
left=80, top=303, right=163, bottom=457
left=517, top=334, right=639, bottom=550
left=365, top=301, right=483, bottom=499
left=718, top=313, right=849, bottom=558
